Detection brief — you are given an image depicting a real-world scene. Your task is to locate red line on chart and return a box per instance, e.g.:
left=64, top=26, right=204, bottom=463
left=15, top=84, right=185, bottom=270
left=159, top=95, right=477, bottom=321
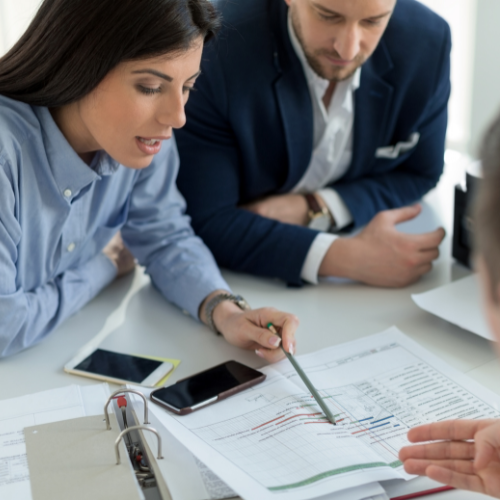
left=277, top=413, right=322, bottom=425
left=351, top=428, right=370, bottom=435
left=251, top=415, right=286, bottom=430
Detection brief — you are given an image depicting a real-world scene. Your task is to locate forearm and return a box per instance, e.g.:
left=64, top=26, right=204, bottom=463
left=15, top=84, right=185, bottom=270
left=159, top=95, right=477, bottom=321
left=0, top=253, right=117, bottom=357
left=317, top=238, right=355, bottom=279
left=145, top=235, right=231, bottom=321
left=192, top=208, right=318, bottom=286
left=338, top=169, right=438, bottom=228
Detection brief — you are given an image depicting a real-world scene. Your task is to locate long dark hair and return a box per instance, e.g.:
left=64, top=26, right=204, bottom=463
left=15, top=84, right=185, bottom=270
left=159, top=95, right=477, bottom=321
left=0, top=0, right=220, bottom=107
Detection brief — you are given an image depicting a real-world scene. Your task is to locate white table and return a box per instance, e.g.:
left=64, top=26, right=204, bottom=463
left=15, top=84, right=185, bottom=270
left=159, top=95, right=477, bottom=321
left=1, top=155, right=497, bottom=500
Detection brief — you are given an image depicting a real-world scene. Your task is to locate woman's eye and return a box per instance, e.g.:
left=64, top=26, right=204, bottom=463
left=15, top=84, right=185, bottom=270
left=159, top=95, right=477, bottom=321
left=183, top=86, right=197, bottom=94
left=138, top=85, right=161, bottom=95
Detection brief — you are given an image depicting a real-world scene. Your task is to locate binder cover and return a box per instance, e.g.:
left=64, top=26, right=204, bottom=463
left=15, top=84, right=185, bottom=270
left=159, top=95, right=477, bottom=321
left=25, top=413, right=142, bottom=500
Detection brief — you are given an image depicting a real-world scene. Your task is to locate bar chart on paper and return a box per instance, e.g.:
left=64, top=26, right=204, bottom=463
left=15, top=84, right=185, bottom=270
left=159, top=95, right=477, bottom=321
left=150, top=327, right=500, bottom=500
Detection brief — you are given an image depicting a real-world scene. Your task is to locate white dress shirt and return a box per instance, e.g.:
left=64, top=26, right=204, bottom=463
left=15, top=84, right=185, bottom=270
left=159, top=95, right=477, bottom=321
left=287, top=14, right=361, bottom=284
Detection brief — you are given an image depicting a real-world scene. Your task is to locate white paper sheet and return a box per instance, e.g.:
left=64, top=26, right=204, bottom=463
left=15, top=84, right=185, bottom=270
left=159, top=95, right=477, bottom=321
left=0, top=384, right=110, bottom=500
left=134, top=327, right=500, bottom=500
left=132, top=390, right=385, bottom=500
left=412, top=274, right=493, bottom=341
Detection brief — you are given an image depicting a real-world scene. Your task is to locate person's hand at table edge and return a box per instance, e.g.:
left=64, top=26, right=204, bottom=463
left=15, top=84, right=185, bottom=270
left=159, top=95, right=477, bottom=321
left=319, top=204, right=446, bottom=287
left=399, top=419, right=500, bottom=498
left=199, top=291, right=298, bottom=363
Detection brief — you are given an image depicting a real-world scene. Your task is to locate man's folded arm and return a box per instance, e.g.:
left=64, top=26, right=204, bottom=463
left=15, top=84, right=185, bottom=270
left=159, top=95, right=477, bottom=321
left=175, top=56, right=321, bottom=286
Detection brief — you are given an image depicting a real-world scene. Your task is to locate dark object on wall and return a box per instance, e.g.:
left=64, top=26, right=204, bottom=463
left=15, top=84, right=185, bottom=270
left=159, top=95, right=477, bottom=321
left=453, top=162, right=482, bottom=267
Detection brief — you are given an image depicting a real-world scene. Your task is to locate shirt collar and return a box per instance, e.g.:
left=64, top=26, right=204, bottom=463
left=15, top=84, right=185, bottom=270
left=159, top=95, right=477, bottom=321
left=287, top=11, right=361, bottom=100
left=32, top=106, right=120, bottom=198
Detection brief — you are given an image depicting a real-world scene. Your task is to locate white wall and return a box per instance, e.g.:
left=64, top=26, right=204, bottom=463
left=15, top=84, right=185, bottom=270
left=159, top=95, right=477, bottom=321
left=418, top=0, right=477, bottom=153
left=469, top=0, right=500, bottom=155
left=0, top=0, right=41, bottom=54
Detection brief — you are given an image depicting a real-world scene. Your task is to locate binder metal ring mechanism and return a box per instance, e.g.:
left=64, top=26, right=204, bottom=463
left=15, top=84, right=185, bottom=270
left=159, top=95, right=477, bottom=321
left=23, top=388, right=173, bottom=500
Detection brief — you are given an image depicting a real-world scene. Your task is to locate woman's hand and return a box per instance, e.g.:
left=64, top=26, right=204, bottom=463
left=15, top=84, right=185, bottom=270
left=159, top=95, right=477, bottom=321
left=208, top=299, right=299, bottom=363
left=399, top=419, right=500, bottom=498
left=103, top=232, right=136, bottom=277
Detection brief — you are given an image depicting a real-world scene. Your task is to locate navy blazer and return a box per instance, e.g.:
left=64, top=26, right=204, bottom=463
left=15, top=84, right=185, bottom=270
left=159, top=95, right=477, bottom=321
left=176, top=0, right=451, bottom=286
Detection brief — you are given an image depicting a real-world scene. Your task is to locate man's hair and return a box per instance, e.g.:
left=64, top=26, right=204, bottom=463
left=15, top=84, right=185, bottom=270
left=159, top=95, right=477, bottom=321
left=474, top=111, right=500, bottom=299
left=0, top=0, right=220, bottom=107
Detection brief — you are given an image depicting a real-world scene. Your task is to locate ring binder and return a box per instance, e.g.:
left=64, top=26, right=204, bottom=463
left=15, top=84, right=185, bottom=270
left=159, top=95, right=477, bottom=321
left=105, top=389, right=150, bottom=430
left=115, top=425, right=164, bottom=464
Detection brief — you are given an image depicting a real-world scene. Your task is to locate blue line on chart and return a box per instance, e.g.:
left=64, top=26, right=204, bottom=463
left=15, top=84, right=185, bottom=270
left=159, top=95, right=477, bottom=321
left=357, top=416, right=374, bottom=423
left=394, top=424, right=400, bottom=427
left=371, top=415, right=394, bottom=425
left=368, top=422, right=390, bottom=430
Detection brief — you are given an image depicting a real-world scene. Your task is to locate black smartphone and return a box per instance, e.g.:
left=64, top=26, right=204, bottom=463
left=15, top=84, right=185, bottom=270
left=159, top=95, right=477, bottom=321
left=150, top=360, right=266, bottom=415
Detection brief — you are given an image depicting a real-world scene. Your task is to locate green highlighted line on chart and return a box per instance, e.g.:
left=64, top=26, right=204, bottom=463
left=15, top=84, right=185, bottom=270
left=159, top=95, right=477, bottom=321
left=268, top=462, right=388, bottom=491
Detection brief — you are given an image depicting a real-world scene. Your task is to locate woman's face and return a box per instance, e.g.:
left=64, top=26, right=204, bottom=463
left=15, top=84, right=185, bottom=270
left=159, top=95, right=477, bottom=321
left=77, top=38, right=203, bottom=169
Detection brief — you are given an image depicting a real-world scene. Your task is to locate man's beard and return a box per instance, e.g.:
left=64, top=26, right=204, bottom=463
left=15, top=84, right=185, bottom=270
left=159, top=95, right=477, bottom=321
left=290, top=5, right=366, bottom=82
left=303, top=48, right=364, bottom=82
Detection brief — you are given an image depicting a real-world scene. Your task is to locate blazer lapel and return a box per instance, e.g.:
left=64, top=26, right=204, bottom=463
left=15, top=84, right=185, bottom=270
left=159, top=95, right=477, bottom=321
left=349, top=40, right=394, bottom=180
left=269, top=0, right=314, bottom=193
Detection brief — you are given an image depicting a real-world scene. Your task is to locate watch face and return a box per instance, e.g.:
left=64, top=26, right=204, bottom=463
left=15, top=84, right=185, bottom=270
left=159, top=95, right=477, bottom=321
left=309, top=214, right=331, bottom=232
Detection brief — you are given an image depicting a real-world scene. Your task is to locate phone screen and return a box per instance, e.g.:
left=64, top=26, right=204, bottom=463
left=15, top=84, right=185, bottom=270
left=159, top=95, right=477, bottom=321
left=152, top=361, right=263, bottom=409
left=74, top=349, right=162, bottom=383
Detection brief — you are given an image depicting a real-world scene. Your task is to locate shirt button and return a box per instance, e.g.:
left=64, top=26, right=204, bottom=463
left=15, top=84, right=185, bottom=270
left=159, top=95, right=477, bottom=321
left=63, top=189, right=72, bottom=198
left=67, top=243, right=76, bottom=252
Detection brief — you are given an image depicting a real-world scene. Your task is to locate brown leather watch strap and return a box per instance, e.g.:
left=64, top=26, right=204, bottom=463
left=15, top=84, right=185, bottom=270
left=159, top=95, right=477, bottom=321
left=304, top=193, right=323, bottom=215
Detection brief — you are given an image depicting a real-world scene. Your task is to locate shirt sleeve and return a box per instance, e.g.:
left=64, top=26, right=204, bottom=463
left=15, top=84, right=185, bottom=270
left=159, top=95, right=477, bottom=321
left=300, top=233, right=338, bottom=284
left=317, top=188, right=353, bottom=230
left=121, top=137, right=231, bottom=320
left=0, top=163, right=118, bottom=357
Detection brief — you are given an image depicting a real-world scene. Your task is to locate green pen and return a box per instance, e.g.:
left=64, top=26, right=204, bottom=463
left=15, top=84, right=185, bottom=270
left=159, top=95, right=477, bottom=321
left=267, top=323, right=336, bottom=425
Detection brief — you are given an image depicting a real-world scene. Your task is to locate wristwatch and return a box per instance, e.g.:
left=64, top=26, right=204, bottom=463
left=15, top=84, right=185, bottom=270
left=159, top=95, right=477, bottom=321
left=205, top=293, right=251, bottom=335
left=305, top=193, right=333, bottom=232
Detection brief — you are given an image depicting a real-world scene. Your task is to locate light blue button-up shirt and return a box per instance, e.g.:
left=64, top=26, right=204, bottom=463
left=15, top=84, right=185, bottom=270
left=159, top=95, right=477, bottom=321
left=0, top=95, right=230, bottom=357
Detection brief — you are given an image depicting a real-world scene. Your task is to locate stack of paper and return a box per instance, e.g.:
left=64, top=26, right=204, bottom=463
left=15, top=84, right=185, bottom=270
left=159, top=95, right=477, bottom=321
left=0, top=384, right=110, bottom=500
left=412, top=274, right=493, bottom=341
left=130, top=327, right=500, bottom=500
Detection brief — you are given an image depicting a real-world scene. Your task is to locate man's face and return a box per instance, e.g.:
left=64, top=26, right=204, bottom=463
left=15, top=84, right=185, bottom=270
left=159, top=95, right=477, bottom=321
left=286, top=0, right=396, bottom=81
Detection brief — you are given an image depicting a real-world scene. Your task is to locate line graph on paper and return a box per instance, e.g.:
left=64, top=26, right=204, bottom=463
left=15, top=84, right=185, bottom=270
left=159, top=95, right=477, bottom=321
left=189, top=342, right=500, bottom=493
left=192, top=384, right=406, bottom=492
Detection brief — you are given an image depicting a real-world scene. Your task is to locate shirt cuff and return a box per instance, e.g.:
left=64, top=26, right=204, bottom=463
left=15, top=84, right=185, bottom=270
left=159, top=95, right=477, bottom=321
left=317, top=188, right=353, bottom=230
left=300, top=233, right=338, bottom=284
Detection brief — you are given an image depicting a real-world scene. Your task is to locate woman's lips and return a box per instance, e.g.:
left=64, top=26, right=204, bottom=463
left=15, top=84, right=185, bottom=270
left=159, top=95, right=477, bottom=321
left=135, top=136, right=170, bottom=155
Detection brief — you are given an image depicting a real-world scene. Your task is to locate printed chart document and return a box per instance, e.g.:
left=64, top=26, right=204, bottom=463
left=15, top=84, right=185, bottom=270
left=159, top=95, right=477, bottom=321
left=130, top=390, right=386, bottom=500
left=412, top=274, right=493, bottom=341
left=143, top=327, right=500, bottom=500
left=0, top=384, right=110, bottom=500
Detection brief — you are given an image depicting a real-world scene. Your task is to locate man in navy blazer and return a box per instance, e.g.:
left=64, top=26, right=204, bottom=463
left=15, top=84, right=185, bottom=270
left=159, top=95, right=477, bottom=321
left=176, top=0, right=450, bottom=287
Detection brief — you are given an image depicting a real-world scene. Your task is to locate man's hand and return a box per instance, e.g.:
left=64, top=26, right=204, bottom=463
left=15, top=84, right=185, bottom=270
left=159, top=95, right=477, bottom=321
left=243, top=194, right=309, bottom=226
left=200, top=291, right=299, bottom=363
left=319, top=205, right=445, bottom=287
left=399, top=419, right=500, bottom=498
left=102, top=232, right=136, bottom=278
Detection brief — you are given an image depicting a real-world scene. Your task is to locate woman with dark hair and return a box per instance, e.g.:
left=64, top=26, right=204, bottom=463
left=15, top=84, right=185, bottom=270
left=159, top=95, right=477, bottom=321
left=0, top=0, right=298, bottom=358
